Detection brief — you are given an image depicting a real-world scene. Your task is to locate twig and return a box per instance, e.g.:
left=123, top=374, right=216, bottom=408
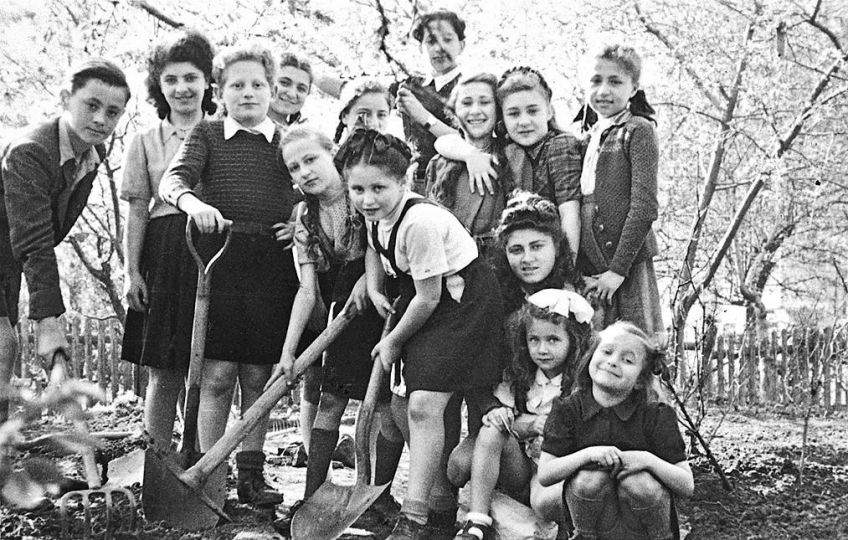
left=662, top=371, right=733, bottom=491
left=373, top=0, right=412, bottom=77
left=127, top=0, right=185, bottom=28
left=797, top=380, right=821, bottom=486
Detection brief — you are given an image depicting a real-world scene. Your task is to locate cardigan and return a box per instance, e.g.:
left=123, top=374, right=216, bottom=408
left=0, top=118, right=105, bottom=319
left=581, top=114, right=659, bottom=277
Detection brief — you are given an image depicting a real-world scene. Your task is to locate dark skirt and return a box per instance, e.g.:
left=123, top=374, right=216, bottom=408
left=317, top=259, right=389, bottom=402
left=199, top=232, right=298, bottom=365
left=121, top=214, right=196, bottom=369
left=397, top=257, right=505, bottom=393
left=578, top=194, right=664, bottom=339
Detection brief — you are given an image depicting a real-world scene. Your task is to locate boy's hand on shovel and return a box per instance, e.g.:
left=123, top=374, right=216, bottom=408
left=36, top=317, right=69, bottom=375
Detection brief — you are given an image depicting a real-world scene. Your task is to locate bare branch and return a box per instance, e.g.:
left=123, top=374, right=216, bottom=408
left=374, top=0, right=412, bottom=77
left=127, top=0, right=185, bottom=28
left=633, top=0, right=723, bottom=110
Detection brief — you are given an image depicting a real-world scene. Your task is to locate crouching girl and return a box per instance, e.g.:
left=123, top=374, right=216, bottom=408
left=450, top=289, right=593, bottom=540
left=537, top=321, right=693, bottom=539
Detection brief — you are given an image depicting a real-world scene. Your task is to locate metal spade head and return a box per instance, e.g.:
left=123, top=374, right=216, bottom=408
left=141, top=449, right=228, bottom=530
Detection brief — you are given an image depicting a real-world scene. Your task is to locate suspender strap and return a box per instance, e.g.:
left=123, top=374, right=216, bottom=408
left=370, top=197, right=436, bottom=277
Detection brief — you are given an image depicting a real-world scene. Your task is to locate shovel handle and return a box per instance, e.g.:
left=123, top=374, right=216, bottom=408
left=185, top=217, right=233, bottom=279
left=355, top=298, right=403, bottom=484
left=182, top=218, right=233, bottom=457
left=184, top=302, right=359, bottom=487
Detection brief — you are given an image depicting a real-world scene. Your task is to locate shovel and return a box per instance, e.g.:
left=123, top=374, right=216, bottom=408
left=142, top=218, right=232, bottom=526
left=291, top=299, right=402, bottom=540
left=141, top=300, right=360, bottom=530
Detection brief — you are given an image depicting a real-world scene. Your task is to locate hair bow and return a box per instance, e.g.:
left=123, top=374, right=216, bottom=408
left=527, top=289, right=594, bottom=324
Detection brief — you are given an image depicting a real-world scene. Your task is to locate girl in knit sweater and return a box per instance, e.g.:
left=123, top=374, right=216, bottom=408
left=159, top=43, right=298, bottom=506
left=577, top=42, right=663, bottom=337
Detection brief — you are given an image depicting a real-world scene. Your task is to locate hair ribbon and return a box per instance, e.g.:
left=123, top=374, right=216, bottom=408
left=527, top=289, right=594, bottom=324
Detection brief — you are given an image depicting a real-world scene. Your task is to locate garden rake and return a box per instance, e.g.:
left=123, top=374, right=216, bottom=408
left=49, top=351, right=137, bottom=539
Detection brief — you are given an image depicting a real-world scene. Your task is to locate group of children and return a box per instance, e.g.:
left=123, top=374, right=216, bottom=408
left=0, top=7, right=694, bottom=540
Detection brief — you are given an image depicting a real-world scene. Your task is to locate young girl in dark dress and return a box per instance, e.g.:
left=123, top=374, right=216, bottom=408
left=538, top=321, right=693, bottom=539
left=120, top=30, right=216, bottom=453
left=340, top=129, right=504, bottom=539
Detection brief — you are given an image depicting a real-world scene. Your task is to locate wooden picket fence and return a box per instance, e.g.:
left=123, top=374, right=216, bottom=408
left=685, top=325, right=848, bottom=411
left=14, top=316, right=144, bottom=402
left=12, top=315, right=848, bottom=410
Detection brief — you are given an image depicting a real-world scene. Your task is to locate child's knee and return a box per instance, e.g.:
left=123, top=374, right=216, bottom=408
left=530, top=483, right=563, bottom=521
left=317, top=392, right=347, bottom=416
left=568, top=469, right=613, bottom=498
left=446, top=438, right=473, bottom=486
left=201, top=366, right=237, bottom=398
left=407, top=393, right=441, bottom=424
left=618, top=472, right=669, bottom=507
left=477, top=424, right=507, bottom=449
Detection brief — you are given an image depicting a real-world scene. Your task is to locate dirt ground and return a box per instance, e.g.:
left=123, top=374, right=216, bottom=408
left=2, top=396, right=847, bottom=539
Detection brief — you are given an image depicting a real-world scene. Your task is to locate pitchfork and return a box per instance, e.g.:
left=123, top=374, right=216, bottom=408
left=48, top=350, right=137, bottom=539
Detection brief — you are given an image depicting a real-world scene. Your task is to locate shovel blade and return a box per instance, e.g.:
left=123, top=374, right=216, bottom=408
left=141, top=449, right=228, bottom=530
left=291, top=481, right=389, bottom=540
left=106, top=448, right=145, bottom=487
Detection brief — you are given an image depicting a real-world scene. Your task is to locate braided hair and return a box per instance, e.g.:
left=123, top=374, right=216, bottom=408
left=336, top=129, right=413, bottom=181
left=496, top=66, right=560, bottom=137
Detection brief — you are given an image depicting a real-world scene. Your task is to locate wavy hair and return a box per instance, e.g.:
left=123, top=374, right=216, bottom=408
left=508, top=301, right=592, bottom=405
left=493, top=191, right=582, bottom=313
left=145, top=30, right=216, bottom=120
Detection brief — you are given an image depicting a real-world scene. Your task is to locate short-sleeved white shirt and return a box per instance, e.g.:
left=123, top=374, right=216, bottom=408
left=370, top=191, right=477, bottom=280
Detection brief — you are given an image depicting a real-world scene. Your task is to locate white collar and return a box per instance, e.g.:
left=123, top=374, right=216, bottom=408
left=58, top=115, right=92, bottom=165
left=593, top=108, right=632, bottom=135
left=534, top=368, right=563, bottom=388
left=223, top=116, right=276, bottom=143
left=423, top=66, right=462, bottom=93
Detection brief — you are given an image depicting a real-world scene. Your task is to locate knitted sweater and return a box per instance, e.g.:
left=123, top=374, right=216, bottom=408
left=581, top=114, right=659, bottom=277
left=159, top=120, right=295, bottom=225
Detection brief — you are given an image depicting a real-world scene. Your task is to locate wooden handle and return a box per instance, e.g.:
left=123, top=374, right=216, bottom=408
left=185, top=217, right=233, bottom=277
left=183, top=302, right=359, bottom=487
left=355, top=298, right=402, bottom=484
left=182, top=218, right=232, bottom=455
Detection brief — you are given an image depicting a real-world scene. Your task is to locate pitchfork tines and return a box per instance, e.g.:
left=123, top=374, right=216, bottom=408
left=59, top=485, right=137, bottom=539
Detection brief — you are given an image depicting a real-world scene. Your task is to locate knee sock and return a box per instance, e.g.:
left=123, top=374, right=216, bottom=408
left=304, top=428, right=339, bottom=499
left=400, top=498, right=429, bottom=526
left=374, top=431, right=405, bottom=486
left=628, top=499, right=674, bottom=540
left=564, top=486, right=609, bottom=539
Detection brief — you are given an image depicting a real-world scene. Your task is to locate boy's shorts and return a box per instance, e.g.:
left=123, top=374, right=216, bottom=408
left=0, top=237, right=22, bottom=325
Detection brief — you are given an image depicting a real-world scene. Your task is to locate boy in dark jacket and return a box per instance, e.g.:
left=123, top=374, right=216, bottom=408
left=0, top=58, right=130, bottom=421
